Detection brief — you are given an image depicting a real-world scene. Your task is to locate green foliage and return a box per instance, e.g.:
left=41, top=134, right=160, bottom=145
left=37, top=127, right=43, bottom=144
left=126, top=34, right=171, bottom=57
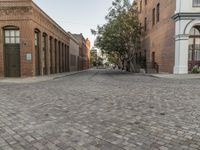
left=90, top=50, right=104, bottom=67
left=92, top=0, right=142, bottom=71
left=107, top=52, right=119, bottom=65
left=191, top=65, right=200, bottom=73
left=90, top=50, right=96, bottom=65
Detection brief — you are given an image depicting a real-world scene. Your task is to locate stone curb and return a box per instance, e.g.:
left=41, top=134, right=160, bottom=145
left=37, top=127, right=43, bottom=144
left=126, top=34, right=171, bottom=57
left=146, top=74, right=200, bottom=79
left=0, top=70, right=88, bottom=84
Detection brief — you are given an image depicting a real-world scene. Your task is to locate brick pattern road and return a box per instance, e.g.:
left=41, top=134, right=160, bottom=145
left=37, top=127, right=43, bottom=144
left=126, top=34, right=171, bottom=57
left=0, top=69, right=200, bottom=150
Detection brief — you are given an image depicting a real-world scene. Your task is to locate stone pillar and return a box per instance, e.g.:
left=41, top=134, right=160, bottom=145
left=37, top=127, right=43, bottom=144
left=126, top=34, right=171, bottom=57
left=173, top=33, right=189, bottom=74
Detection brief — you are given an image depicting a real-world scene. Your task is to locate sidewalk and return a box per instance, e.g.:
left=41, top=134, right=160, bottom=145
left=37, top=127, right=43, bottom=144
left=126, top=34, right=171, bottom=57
left=0, top=70, right=86, bottom=84
left=148, top=73, right=200, bottom=79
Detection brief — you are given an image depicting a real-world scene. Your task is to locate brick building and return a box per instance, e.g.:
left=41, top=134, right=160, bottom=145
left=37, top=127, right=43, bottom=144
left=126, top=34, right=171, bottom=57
left=86, top=38, right=91, bottom=69
left=135, top=0, right=200, bottom=74
left=69, top=33, right=79, bottom=72
left=0, top=0, right=90, bottom=77
left=73, top=34, right=90, bottom=71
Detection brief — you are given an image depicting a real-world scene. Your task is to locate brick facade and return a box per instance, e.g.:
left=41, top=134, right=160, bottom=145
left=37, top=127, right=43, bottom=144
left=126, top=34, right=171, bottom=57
left=73, top=34, right=90, bottom=71
left=0, top=0, right=89, bottom=77
left=69, top=33, right=79, bottom=72
left=135, top=0, right=176, bottom=73
left=86, top=38, right=91, bottom=69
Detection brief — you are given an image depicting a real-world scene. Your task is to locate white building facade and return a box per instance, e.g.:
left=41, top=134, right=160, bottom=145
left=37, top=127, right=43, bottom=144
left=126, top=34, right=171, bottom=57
left=173, top=0, right=200, bottom=74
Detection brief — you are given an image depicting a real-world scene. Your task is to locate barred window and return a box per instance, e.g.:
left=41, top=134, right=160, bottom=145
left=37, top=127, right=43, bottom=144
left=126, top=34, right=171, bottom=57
left=195, top=49, right=200, bottom=60
left=35, top=32, right=39, bottom=46
left=4, top=30, right=20, bottom=44
left=193, top=0, right=200, bottom=7
left=42, top=34, right=47, bottom=49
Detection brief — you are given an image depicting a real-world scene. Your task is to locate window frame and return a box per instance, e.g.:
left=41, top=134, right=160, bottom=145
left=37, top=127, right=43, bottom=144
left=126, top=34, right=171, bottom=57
left=156, top=3, right=160, bottom=23
left=4, top=29, right=20, bottom=44
left=144, top=17, right=147, bottom=31
left=140, top=0, right=142, bottom=13
left=152, top=8, right=156, bottom=26
left=193, top=0, right=200, bottom=7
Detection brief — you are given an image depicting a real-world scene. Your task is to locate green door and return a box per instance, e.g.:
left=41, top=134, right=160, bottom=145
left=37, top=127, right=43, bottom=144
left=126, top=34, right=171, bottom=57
left=4, top=28, right=20, bottom=77
left=4, top=44, right=20, bottom=77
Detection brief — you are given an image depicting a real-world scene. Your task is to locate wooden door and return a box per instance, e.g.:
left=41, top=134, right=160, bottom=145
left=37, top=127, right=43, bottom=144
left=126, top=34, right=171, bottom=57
left=4, top=44, right=20, bottom=77
left=152, top=52, right=155, bottom=68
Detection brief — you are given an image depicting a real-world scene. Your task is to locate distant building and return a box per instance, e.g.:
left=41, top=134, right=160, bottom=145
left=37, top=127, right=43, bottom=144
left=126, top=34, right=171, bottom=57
left=69, top=33, right=79, bottom=72
left=135, top=0, right=200, bottom=74
left=86, top=38, right=91, bottom=69
left=72, top=34, right=90, bottom=70
left=90, top=48, right=108, bottom=66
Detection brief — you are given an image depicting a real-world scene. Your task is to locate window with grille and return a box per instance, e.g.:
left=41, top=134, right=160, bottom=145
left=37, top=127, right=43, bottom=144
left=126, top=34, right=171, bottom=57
left=42, top=34, right=47, bottom=50
left=4, top=30, right=20, bottom=44
left=193, top=0, right=200, bottom=6
left=35, top=32, right=39, bottom=46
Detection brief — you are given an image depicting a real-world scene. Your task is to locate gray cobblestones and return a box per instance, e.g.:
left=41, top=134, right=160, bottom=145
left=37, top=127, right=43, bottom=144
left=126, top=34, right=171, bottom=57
left=0, top=69, right=200, bottom=149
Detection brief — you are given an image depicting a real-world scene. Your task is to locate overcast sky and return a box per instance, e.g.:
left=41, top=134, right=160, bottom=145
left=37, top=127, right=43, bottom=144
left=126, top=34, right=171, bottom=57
left=33, top=0, right=133, bottom=48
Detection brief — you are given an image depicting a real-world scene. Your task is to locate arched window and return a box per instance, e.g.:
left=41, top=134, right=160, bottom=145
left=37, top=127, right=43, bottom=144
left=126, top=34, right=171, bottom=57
left=188, top=26, right=200, bottom=70
left=189, top=26, right=200, bottom=36
left=34, top=29, right=41, bottom=76
left=42, top=33, right=48, bottom=75
left=42, top=33, right=47, bottom=50
left=34, top=29, right=40, bottom=46
left=3, top=26, right=20, bottom=44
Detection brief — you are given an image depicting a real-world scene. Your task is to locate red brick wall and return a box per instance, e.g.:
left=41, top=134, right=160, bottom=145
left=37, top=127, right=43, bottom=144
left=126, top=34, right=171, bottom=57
left=0, top=0, right=71, bottom=77
left=135, top=0, right=176, bottom=73
left=73, top=34, right=90, bottom=71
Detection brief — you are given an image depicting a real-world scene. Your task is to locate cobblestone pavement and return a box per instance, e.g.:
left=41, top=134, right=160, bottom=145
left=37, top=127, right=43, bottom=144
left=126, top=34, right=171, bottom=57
left=0, top=69, right=200, bottom=150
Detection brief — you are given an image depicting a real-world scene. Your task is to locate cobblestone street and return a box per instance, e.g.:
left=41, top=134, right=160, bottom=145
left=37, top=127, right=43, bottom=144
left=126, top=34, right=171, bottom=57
left=0, top=69, right=200, bottom=150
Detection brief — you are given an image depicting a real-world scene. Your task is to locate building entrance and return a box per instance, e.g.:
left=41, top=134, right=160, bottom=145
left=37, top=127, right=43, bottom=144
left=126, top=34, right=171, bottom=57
left=4, top=27, right=20, bottom=77
left=188, top=26, right=200, bottom=71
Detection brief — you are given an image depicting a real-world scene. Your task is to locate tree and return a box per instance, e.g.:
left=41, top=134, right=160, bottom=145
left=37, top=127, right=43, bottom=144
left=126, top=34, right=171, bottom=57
left=92, top=0, right=142, bottom=72
left=107, top=52, right=119, bottom=65
left=90, top=49, right=104, bottom=67
left=90, top=50, right=97, bottom=67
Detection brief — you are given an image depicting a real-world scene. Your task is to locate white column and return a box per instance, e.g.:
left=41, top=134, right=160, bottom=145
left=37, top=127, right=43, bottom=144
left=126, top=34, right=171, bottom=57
left=173, top=34, right=189, bottom=74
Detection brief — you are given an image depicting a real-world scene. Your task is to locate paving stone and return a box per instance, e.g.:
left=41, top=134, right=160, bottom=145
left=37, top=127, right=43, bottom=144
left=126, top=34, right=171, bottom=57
left=0, top=69, right=200, bottom=150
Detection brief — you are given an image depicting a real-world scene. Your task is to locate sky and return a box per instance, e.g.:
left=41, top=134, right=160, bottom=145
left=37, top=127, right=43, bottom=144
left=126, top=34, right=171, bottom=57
left=33, top=0, right=133, bottom=48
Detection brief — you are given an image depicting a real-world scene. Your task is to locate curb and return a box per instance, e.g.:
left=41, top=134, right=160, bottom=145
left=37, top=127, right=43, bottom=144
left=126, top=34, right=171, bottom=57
left=53, top=70, right=87, bottom=80
left=0, top=70, right=89, bottom=84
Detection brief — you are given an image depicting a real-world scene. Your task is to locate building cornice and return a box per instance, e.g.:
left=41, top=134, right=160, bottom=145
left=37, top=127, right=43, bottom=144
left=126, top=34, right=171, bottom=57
left=31, top=2, right=70, bottom=38
left=68, top=32, right=80, bottom=45
left=172, top=12, right=200, bottom=21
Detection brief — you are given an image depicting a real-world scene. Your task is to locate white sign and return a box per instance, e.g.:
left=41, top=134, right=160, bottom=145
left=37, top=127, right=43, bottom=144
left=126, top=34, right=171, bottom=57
left=26, top=53, right=32, bottom=61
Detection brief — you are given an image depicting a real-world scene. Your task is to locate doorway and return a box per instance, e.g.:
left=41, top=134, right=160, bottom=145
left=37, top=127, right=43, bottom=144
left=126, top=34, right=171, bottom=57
left=4, top=27, right=20, bottom=77
left=188, top=26, right=200, bottom=71
left=35, top=30, right=41, bottom=76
